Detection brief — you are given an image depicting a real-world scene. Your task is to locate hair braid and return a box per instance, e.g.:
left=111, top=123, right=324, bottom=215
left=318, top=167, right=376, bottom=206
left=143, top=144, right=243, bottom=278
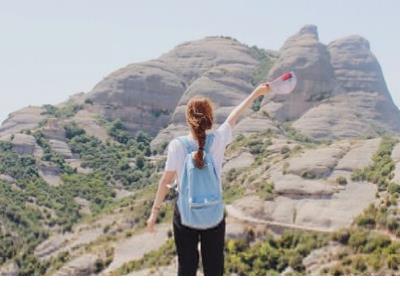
left=186, top=96, right=214, bottom=168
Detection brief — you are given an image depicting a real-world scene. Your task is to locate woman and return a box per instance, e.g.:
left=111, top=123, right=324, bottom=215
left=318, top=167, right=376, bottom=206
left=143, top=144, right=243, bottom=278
left=146, top=83, right=270, bottom=275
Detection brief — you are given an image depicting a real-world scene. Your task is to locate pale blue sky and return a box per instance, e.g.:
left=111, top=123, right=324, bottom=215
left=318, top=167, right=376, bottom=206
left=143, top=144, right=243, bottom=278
left=1, top=0, right=399, bottom=122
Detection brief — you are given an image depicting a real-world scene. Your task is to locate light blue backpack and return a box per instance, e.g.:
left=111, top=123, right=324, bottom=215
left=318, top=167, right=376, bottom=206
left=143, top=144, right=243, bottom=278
left=176, top=133, right=224, bottom=229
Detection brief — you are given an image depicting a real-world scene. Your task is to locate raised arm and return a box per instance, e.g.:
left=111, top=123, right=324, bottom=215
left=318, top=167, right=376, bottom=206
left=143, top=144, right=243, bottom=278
left=226, top=84, right=271, bottom=127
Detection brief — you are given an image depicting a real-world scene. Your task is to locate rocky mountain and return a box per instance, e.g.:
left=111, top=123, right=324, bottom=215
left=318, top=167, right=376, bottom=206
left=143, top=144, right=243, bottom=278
left=1, top=25, right=400, bottom=276
left=1, top=25, right=399, bottom=144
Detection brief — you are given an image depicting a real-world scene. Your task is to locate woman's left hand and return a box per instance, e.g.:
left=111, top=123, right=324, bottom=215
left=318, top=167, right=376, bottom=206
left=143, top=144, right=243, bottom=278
left=146, top=212, right=157, bottom=233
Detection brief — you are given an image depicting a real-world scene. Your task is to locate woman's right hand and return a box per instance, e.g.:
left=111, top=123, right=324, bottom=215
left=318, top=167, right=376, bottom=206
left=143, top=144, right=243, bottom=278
left=252, top=83, right=271, bottom=98
left=227, top=83, right=271, bottom=127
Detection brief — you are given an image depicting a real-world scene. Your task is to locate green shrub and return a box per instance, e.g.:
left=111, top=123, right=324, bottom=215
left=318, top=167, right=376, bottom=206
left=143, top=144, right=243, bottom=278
left=255, top=181, right=275, bottom=201
left=223, top=185, right=245, bottom=204
left=226, top=168, right=239, bottom=183
left=352, top=256, right=368, bottom=272
left=387, top=254, right=400, bottom=270
left=42, top=103, right=83, bottom=118
left=107, top=119, right=130, bottom=144
left=336, top=176, right=347, bottom=185
left=225, top=230, right=328, bottom=276
left=0, top=142, right=39, bottom=180
left=351, top=137, right=397, bottom=192
left=348, top=229, right=369, bottom=252
left=388, top=182, right=400, bottom=194
left=64, top=123, right=85, bottom=139
left=301, top=171, right=316, bottom=179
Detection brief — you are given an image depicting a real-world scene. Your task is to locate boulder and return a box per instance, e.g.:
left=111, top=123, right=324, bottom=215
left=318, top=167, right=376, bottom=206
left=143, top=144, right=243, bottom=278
left=232, top=196, right=265, bottom=219
left=261, top=181, right=376, bottom=230
left=0, top=174, right=16, bottom=183
left=303, top=243, right=343, bottom=275
left=41, top=118, right=66, bottom=141
left=56, top=254, right=99, bottom=275
left=223, top=151, right=255, bottom=173
left=0, top=262, right=19, bottom=276
left=286, top=143, right=348, bottom=178
left=74, top=197, right=91, bottom=215
left=335, top=138, right=380, bottom=171
left=11, top=133, right=37, bottom=155
left=72, top=109, right=110, bottom=142
left=273, top=174, right=337, bottom=197
left=48, top=139, right=73, bottom=158
left=38, top=163, right=62, bottom=186
left=35, top=234, right=72, bottom=259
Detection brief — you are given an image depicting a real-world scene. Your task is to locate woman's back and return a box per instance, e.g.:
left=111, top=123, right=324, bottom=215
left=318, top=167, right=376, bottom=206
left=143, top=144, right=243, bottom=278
left=164, top=120, right=233, bottom=190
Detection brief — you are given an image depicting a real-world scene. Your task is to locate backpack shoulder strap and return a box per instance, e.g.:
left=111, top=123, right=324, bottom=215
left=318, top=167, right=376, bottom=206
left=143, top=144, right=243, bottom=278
left=176, top=136, right=194, bottom=154
left=204, top=132, right=215, bottom=153
left=177, top=133, right=215, bottom=154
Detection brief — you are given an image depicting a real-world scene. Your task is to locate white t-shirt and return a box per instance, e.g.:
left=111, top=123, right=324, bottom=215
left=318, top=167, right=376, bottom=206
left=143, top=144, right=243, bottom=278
left=164, top=121, right=233, bottom=190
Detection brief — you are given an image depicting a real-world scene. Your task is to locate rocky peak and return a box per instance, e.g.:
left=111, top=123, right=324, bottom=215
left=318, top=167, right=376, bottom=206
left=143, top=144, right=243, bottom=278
left=328, top=35, right=388, bottom=95
left=264, top=24, right=337, bottom=121
left=298, top=24, right=319, bottom=37
left=329, top=35, right=370, bottom=51
left=292, top=31, right=400, bottom=139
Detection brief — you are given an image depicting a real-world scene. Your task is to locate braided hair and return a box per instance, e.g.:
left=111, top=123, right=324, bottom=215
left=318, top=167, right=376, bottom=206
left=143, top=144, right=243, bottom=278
left=186, top=96, right=214, bottom=168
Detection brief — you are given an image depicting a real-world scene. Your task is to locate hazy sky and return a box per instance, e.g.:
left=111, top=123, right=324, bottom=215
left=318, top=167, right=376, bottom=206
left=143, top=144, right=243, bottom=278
left=1, top=0, right=399, bottom=122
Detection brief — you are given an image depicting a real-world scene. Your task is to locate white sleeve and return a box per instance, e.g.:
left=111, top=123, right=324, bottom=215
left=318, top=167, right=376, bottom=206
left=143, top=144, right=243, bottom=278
left=215, top=120, right=233, bottom=147
left=164, top=139, right=180, bottom=172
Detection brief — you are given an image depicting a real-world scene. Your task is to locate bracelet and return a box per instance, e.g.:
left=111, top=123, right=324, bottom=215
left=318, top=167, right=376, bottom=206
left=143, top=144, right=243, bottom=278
left=152, top=205, right=161, bottom=212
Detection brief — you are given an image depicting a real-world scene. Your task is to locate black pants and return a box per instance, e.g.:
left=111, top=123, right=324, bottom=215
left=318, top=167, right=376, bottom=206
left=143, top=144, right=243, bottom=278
left=173, top=202, right=225, bottom=276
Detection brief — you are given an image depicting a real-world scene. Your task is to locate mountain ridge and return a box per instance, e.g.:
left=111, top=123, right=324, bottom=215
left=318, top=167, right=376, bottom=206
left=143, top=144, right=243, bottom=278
left=1, top=25, right=398, bottom=146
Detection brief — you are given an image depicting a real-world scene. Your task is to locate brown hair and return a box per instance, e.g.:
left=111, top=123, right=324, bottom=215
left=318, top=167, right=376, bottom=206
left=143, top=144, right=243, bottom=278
left=186, top=96, right=214, bottom=168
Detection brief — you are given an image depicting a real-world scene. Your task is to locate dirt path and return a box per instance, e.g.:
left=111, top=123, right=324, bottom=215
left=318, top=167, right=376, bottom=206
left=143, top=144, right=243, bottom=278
left=225, top=204, right=333, bottom=234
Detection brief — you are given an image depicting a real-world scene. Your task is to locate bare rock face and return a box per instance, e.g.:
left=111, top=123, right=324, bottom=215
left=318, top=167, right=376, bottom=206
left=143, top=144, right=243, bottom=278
left=86, top=61, right=185, bottom=136
left=38, top=163, right=62, bottom=186
left=56, top=254, right=99, bottom=276
left=263, top=25, right=337, bottom=122
left=234, top=111, right=280, bottom=135
left=0, top=106, right=45, bottom=139
left=72, top=109, right=110, bottom=142
left=41, top=118, right=66, bottom=141
left=10, top=133, right=37, bottom=155
left=223, top=151, right=255, bottom=173
left=48, top=139, right=73, bottom=159
left=273, top=174, right=337, bottom=197
left=103, top=224, right=170, bottom=274
left=303, top=242, right=343, bottom=275
left=293, top=35, right=400, bottom=139
left=86, top=37, right=261, bottom=141
left=0, top=262, right=19, bottom=276
left=286, top=143, right=349, bottom=178
left=228, top=136, right=382, bottom=231
left=151, top=37, right=264, bottom=147
left=335, top=138, right=381, bottom=171
left=0, top=174, right=16, bottom=183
